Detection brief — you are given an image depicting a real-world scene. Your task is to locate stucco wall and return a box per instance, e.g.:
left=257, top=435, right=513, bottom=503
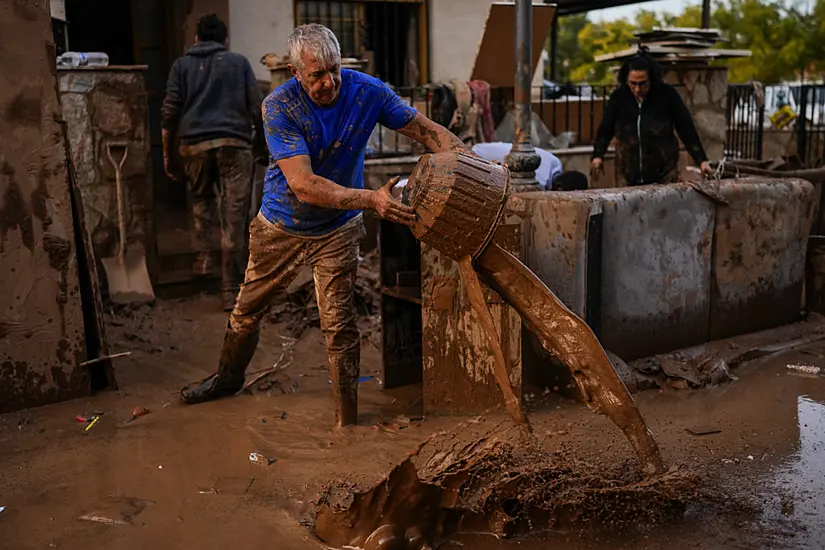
left=229, top=0, right=294, bottom=81
left=429, top=0, right=548, bottom=83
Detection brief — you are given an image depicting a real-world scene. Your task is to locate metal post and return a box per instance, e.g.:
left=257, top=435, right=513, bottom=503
left=549, top=16, right=558, bottom=81
left=701, top=0, right=711, bottom=28
left=505, top=0, right=542, bottom=192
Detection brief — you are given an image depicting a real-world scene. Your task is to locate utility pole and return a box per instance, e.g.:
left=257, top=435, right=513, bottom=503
left=505, top=0, right=542, bottom=192
left=701, top=0, right=711, bottom=28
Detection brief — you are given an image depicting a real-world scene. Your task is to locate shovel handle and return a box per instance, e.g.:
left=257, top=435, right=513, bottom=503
left=106, top=143, right=129, bottom=262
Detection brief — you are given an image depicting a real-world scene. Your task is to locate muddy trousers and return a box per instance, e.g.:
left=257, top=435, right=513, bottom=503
left=182, top=146, right=253, bottom=306
left=182, top=213, right=366, bottom=426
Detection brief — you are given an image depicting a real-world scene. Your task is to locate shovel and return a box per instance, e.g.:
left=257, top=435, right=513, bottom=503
left=101, top=142, right=155, bottom=304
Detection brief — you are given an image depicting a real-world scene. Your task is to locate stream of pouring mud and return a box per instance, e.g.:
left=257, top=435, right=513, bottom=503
left=475, top=243, right=665, bottom=476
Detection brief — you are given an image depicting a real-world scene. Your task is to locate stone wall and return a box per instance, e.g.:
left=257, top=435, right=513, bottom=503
left=58, top=68, right=155, bottom=283
left=662, top=65, right=728, bottom=162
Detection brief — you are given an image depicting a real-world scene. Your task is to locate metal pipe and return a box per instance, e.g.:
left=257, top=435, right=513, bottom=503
left=701, top=0, right=711, bottom=28
left=505, top=0, right=542, bottom=192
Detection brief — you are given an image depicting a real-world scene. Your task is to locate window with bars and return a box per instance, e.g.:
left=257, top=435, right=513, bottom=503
left=295, top=0, right=427, bottom=88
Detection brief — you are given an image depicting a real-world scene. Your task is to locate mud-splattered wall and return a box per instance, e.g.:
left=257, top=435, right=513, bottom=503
left=0, top=0, right=107, bottom=412
left=58, top=68, right=155, bottom=284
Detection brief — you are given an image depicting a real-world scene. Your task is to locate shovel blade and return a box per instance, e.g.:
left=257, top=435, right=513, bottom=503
left=101, top=251, right=155, bottom=305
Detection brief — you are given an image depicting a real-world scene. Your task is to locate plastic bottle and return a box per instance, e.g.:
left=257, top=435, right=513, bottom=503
left=57, top=52, right=110, bottom=68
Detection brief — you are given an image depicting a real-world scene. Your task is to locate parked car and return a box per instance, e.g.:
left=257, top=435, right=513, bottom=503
left=540, top=80, right=597, bottom=101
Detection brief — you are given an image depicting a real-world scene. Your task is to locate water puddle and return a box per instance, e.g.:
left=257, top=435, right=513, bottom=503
left=760, top=395, right=825, bottom=547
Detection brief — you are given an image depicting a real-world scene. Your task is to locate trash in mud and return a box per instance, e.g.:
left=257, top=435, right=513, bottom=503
left=84, top=415, right=101, bottom=432
left=686, top=426, right=722, bottom=436
left=378, top=415, right=424, bottom=434
left=630, top=317, right=825, bottom=390
left=249, top=452, right=275, bottom=466
left=208, top=477, right=254, bottom=496
left=78, top=515, right=129, bottom=526
left=786, top=364, right=822, bottom=376
left=359, top=376, right=376, bottom=383
left=239, top=338, right=296, bottom=394
left=78, top=497, right=154, bottom=526
left=0, top=506, right=5, bottom=514
left=124, top=406, right=150, bottom=424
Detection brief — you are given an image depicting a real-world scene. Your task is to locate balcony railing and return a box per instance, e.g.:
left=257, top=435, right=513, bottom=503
left=367, top=84, right=613, bottom=159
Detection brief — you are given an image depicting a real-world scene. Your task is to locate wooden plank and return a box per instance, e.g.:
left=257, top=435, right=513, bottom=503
left=0, top=0, right=107, bottom=411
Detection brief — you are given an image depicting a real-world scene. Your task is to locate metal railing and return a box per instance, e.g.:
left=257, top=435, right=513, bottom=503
left=795, top=84, right=825, bottom=167
left=725, top=84, right=765, bottom=161
left=367, top=84, right=612, bottom=158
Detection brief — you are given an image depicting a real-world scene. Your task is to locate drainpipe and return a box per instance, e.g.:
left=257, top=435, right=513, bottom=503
left=505, top=0, right=542, bottom=192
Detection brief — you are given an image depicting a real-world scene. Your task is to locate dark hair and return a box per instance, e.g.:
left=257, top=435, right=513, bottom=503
left=617, top=47, right=662, bottom=88
left=197, top=14, right=227, bottom=43
left=555, top=170, right=588, bottom=191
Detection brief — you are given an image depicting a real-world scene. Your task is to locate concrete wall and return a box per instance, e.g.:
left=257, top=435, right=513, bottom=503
left=1, top=0, right=109, bottom=412
left=510, top=178, right=816, bottom=362
left=229, top=0, right=294, bottom=81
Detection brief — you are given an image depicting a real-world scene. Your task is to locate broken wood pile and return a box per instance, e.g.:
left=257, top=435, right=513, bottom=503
left=595, top=27, right=751, bottom=64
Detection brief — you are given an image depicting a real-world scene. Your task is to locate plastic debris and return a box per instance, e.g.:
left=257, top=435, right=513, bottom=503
left=0, top=506, right=5, bottom=513
left=249, top=452, right=274, bottom=466
left=124, top=406, right=150, bottom=424
left=85, top=416, right=101, bottom=432
left=358, top=376, right=375, bottom=383
left=78, top=514, right=128, bottom=525
left=786, top=364, right=822, bottom=376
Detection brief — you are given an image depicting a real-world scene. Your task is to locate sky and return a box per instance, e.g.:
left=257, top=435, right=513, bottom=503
left=590, top=0, right=693, bottom=21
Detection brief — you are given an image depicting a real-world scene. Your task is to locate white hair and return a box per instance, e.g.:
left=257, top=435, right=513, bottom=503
left=286, top=24, right=341, bottom=69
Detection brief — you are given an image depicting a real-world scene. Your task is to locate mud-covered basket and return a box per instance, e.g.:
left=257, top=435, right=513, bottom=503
left=402, top=151, right=511, bottom=261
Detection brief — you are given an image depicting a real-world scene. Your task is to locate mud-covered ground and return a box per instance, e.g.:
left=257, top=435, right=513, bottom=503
left=0, top=293, right=824, bottom=549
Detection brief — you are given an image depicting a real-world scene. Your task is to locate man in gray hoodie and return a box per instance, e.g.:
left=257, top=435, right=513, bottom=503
left=162, top=14, right=265, bottom=311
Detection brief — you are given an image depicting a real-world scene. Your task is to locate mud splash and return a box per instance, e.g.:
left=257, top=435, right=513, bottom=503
left=314, top=423, right=697, bottom=549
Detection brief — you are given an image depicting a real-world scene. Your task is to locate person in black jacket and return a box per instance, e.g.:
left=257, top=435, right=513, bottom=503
left=591, top=50, right=712, bottom=186
left=162, top=14, right=266, bottom=311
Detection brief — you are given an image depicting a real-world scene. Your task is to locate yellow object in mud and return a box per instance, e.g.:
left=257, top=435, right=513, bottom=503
left=770, top=105, right=797, bottom=129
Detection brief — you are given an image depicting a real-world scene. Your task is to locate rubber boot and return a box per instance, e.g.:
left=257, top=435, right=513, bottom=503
left=328, top=351, right=360, bottom=427
left=180, top=325, right=260, bottom=404
left=221, top=247, right=246, bottom=312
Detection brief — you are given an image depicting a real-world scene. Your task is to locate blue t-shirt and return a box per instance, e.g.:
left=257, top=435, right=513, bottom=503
left=261, top=69, right=418, bottom=236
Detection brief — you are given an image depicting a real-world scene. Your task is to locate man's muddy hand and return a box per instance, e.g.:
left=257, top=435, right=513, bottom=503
left=372, top=177, right=417, bottom=226
left=164, top=155, right=180, bottom=182
left=590, top=158, right=604, bottom=184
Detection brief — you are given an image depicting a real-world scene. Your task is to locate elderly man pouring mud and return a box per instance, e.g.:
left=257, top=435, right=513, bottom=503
left=180, top=24, right=473, bottom=426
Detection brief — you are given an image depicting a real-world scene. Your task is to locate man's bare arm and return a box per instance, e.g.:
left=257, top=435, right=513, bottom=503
left=396, top=112, right=471, bottom=154
left=278, top=155, right=416, bottom=225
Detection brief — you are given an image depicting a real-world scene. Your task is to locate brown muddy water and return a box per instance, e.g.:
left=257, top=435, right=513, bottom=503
left=1, top=297, right=824, bottom=550
left=449, top=391, right=825, bottom=550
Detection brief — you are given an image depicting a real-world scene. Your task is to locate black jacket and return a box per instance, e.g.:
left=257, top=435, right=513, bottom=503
left=592, top=83, right=707, bottom=185
left=162, top=41, right=263, bottom=146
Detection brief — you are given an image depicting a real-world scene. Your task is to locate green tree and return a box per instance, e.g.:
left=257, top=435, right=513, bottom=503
left=550, top=0, right=825, bottom=85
